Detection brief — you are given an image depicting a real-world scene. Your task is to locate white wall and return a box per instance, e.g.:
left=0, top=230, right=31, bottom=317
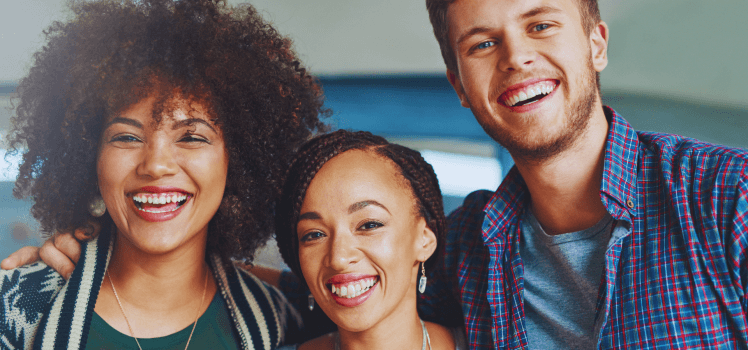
left=1, top=0, right=746, bottom=108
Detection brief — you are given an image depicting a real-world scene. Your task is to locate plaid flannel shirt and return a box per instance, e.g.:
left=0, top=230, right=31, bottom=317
left=419, top=107, right=748, bottom=349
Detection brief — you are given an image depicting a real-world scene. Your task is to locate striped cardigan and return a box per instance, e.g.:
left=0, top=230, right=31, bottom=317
left=0, top=228, right=298, bottom=350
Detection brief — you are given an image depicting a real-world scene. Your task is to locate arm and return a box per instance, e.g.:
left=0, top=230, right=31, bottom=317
left=1, top=231, right=83, bottom=279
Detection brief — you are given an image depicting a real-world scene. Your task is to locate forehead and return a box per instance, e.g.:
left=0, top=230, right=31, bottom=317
left=304, top=149, right=413, bottom=207
left=113, top=95, right=216, bottom=126
left=447, top=0, right=580, bottom=40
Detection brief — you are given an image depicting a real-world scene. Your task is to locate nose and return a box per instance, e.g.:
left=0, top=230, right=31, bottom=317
left=137, top=140, right=179, bottom=179
left=325, top=231, right=360, bottom=271
left=498, top=35, right=535, bottom=72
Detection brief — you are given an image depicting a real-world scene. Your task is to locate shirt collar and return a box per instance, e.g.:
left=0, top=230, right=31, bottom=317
left=482, top=106, right=639, bottom=242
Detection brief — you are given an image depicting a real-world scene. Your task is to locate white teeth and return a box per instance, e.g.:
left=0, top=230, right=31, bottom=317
left=133, top=193, right=189, bottom=211
left=517, top=91, right=528, bottom=102
left=505, top=81, right=557, bottom=106
left=329, top=278, right=378, bottom=298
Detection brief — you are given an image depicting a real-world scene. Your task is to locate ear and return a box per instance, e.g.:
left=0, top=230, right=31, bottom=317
left=446, top=69, right=470, bottom=109
left=589, top=21, right=609, bottom=73
left=415, top=218, right=438, bottom=263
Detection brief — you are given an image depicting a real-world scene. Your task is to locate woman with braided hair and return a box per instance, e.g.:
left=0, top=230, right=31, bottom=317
left=274, top=130, right=466, bottom=350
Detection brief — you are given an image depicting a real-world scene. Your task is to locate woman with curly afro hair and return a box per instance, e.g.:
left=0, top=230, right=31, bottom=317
left=0, top=0, right=327, bottom=348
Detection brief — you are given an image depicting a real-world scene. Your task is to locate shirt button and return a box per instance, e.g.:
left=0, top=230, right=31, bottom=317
left=626, top=199, right=635, bottom=208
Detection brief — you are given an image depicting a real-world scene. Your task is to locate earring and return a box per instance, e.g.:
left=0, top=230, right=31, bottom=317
left=418, top=261, right=427, bottom=294
left=308, top=293, right=315, bottom=311
left=88, top=195, right=106, bottom=217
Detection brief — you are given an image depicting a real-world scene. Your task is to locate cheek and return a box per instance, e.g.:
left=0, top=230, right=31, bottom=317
left=184, top=151, right=229, bottom=194
left=96, top=149, right=135, bottom=194
left=298, top=247, right=323, bottom=284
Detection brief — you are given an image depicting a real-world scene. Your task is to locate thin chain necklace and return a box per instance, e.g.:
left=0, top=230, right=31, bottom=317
left=334, top=319, right=431, bottom=350
left=107, top=267, right=209, bottom=350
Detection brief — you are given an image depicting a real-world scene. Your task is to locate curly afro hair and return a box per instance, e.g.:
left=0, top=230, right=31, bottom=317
left=275, top=130, right=446, bottom=287
left=8, top=0, right=328, bottom=262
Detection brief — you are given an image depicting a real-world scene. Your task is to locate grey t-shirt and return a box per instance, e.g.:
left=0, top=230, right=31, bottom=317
left=520, top=210, right=628, bottom=349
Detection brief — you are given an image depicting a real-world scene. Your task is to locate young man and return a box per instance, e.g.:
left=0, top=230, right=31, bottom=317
left=420, top=0, right=748, bottom=348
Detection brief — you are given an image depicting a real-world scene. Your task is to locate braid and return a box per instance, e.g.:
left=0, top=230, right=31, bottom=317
left=276, top=130, right=446, bottom=283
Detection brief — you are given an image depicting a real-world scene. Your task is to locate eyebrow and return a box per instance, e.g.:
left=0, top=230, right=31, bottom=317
left=172, top=118, right=218, bottom=133
left=520, top=5, right=563, bottom=21
left=348, top=200, right=389, bottom=215
left=296, top=200, right=390, bottom=222
left=104, top=117, right=143, bottom=129
left=455, top=5, right=564, bottom=46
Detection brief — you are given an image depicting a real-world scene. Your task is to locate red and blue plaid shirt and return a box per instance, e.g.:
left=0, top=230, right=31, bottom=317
left=419, top=107, right=748, bottom=349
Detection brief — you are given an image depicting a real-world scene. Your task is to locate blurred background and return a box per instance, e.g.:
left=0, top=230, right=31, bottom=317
left=1, top=0, right=746, bottom=265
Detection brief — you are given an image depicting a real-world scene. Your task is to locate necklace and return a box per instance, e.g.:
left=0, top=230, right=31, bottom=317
left=334, top=319, right=431, bottom=350
left=107, top=266, right=209, bottom=350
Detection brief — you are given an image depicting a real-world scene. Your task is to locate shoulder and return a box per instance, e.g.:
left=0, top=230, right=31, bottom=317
left=637, top=132, right=748, bottom=196
left=447, top=190, right=494, bottom=231
left=1, top=262, right=65, bottom=348
left=424, top=321, right=463, bottom=350
left=296, top=332, right=335, bottom=350
left=637, top=131, right=748, bottom=172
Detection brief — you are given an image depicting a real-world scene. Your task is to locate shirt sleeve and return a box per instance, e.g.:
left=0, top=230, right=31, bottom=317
left=733, top=167, right=748, bottom=306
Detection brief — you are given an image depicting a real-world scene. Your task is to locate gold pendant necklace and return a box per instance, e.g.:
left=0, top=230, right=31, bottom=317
left=107, top=267, right=209, bottom=350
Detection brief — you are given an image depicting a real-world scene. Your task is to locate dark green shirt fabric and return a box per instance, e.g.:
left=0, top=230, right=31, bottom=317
left=85, top=293, right=240, bottom=350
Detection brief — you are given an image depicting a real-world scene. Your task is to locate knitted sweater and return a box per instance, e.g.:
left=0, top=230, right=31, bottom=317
left=0, top=228, right=298, bottom=350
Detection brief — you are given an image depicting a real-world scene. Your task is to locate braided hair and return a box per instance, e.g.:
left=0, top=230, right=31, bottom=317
left=276, top=130, right=446, bottom=285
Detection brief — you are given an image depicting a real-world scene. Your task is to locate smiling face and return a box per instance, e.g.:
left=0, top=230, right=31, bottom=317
left=296, top=149, right=436, bottom=332
left=446, top=0, right=608, bottom=161
left=97, top=95, right=228, bottom=255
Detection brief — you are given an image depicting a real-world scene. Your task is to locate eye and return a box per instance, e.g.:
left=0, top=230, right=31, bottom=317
left=179, top=133, right=210, bottom=144
left=475, top=41, right=495, bottom=50
left=358, top=220, right=383, bottom=231
left=532, top=23, right=550, bottom=32
left=110, top=134, right=141, bottom=143
left=299, top=230, right=325, bottom=243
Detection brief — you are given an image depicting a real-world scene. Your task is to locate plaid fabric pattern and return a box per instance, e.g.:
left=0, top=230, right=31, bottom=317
left=419, top=107, right=748, bottom=349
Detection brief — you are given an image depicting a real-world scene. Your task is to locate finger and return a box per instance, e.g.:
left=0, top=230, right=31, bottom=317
left=39, top=238, right=76, bottom=279
left=54, top=232, right=82, bottom=265
left=0, top=246, right=41, bottom=270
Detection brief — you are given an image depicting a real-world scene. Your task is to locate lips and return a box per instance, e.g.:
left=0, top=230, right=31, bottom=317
left=133, top=192, right=190, bottom=213
left=130, top=187, right=192, bottom=222
left=325, top=274, right=379, bottom=307
left=499, top=79, right=558, bottom=108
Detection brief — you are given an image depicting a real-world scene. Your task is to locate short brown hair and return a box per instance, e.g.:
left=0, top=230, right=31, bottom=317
left=426, top=0, right=601, bottom=73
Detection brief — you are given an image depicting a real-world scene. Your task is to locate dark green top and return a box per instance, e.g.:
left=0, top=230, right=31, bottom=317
left=85, top=293, right=240, bottom=350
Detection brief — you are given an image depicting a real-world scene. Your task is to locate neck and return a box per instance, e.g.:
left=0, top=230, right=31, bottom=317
left=95, top=229, right=216, bottom=338
left=337, top=285, right=424, bottom=350
left=512, top=104, right=609, bottom=235
left=107, top=231, right=210, bottom=306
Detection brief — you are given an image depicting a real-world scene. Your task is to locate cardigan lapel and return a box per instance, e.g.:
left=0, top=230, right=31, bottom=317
left=32, top=228, right=282, bottom=350
left=34, top=228, right=113, bottom=350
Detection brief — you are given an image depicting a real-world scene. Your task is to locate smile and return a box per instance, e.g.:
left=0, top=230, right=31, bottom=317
left=500, top=80, right=558, bottom=107
left=132, top=192, right=192, bottom=213
left=328, top=277, right=379, bottom=298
